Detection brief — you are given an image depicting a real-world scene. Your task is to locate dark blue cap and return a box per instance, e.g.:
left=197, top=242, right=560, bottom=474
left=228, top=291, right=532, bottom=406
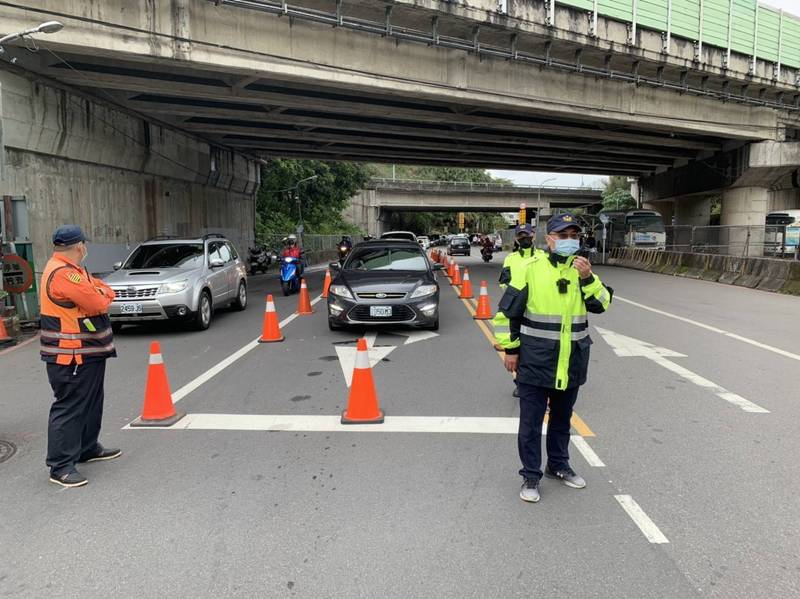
left=515, top=223, right=533, bottom=236
left=547, top=214, right=582, bottom=234
left=52, top=225, right=88, bottom=246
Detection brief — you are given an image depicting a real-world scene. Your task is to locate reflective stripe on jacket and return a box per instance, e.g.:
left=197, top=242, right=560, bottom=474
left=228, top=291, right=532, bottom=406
left=493, top=248, right=538, bottom=350
left=39, top=254, right=117, bottom=365
left=499, top=252, right=612, bottom=390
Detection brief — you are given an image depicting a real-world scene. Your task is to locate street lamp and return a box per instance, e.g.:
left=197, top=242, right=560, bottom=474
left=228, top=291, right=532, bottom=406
left=291, top=174, right=318, bottom=234
left=0, top=21, right=64, bottom=52
left=535, top=177, right=557, bottom=246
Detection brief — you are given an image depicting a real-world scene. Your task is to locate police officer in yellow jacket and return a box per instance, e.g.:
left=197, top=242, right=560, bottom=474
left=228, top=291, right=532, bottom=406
left=492, top=223, right=540, bottom=397
left=40, top=226, right=121, bottom=488
left=499, top=214, right=612, bottom=503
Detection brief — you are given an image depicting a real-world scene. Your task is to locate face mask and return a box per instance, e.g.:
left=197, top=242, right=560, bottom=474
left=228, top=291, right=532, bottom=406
left=518, top=237, right=533, bottom=249
left=553, top=238, right=580, bottom=256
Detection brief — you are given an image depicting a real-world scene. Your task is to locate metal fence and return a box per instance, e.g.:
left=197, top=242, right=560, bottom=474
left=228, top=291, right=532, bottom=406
left=664, top=225, right=800, bottom=258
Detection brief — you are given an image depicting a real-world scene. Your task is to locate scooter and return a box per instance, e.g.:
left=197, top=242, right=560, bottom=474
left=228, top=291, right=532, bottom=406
left=481, top=246, right=494, bottom=262
left=279, top=255, right=303, bottom=296
left=248, top=245, right=271, bottom=275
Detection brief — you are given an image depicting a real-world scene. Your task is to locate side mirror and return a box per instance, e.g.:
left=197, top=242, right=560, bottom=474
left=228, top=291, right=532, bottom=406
left=432, top=263, right=444, bottom=270
left=210, top=258, right=225, bottom=268
left=113, top=262, right=122, bottom=271
left=329, top=262, right=341, bottom=270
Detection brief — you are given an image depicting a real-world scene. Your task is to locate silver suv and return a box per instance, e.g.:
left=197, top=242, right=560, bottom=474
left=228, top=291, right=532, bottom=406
left=103, top=234, right=248, bottom=331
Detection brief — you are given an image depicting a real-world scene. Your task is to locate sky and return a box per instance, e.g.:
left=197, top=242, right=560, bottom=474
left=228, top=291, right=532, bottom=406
left=490, top=0, right=799, bottom=187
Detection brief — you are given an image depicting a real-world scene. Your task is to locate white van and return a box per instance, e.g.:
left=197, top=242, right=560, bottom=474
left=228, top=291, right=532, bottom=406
left=765, top=210, right=800, bottom=254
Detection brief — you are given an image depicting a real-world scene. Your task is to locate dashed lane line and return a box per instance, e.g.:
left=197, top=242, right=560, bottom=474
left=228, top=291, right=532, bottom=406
left=616, top=296, right=800, bottom=363
left=614, top=495, right=670, bottom=544
left=169, top=295, right=324, bottom=405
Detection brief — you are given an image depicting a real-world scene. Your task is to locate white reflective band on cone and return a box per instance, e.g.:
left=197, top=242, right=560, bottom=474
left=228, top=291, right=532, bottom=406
left=149, top=353, right=164, bottom=364
left=266, top=301, right=275, bottom=312
left=479, top=287, right=488, bottom=295
left=354, top=348, right=371, bottom=369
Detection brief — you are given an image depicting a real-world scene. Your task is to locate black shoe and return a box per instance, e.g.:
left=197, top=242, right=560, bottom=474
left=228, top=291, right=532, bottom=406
left=519, top=478, right=541, bottom=503
left=512, top=387, right=520, bottom=398
left=545, top=465, right=586, bottom=489
left=49, top=470, right=88, bottom=488
left=78, top=446, right=122, bottom=463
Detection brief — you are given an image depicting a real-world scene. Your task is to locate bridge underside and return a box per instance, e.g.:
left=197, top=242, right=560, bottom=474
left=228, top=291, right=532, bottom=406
left=4, top=0, right=781, bottom=177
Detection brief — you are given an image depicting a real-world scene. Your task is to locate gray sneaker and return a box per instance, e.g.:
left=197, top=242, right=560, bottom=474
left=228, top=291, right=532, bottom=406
left=49, top=469, right=88, bottom=488
left=545, top=466, right=586, bottom=489
left=519, top=478, right=541, bottom=503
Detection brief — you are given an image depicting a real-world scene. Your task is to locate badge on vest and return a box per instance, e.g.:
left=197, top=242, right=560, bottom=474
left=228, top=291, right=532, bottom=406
left=67, top=272, right=82, bottom=284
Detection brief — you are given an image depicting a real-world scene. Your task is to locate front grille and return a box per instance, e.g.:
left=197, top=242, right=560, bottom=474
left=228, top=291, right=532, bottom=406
left=112, top=287, right=158, bottom=300
left=349, top=304, right=415, bottom=322
left=356, top=292, right=407, bottom=299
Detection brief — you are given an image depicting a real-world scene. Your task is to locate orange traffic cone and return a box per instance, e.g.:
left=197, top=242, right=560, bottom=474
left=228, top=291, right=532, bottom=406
left=460, top=268, right=474, bottom=299
left=258, top=294, right=285, bottom=343
left=431, top=249, right=438, bottom=263
left=297, top=278, right=313, bottom=315
left=473, top=280, right=492, bottom=320
left=322, top=269, right=332, bottom=299
left=131, top=341, right=185, bottom=427
left=0, top=317, right=11, bottom=344
left=447, top=257, right=456, bottom=279
left=452, top=263, right=462, bottom=286
left=341, top=338, right=385, bottom=424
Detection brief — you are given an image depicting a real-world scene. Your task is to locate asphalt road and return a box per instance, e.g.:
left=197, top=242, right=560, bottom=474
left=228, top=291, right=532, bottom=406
left=1, top=251, right=799, bottom=598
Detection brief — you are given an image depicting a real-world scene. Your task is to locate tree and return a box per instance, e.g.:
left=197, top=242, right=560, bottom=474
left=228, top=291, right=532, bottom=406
left=257, top=159, right=372, bottom=239
left=601, top=176, right=636, bottom=212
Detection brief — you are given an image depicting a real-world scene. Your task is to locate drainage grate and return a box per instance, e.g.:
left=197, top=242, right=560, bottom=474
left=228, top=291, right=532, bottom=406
left=0, top=440, right=17, bottom=464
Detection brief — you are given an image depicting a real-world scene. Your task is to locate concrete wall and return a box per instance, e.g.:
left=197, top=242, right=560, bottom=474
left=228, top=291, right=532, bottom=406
left=0, top=69, right=258, bottom=275
left=674, top=196, right=712, bottom=227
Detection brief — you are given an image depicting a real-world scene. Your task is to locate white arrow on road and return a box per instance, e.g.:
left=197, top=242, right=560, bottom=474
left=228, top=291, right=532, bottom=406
left=335, top=343, right=397, bottom=387
left=395, top=330, right=439, bottom=345
left=596, top=327, right=769, bottom=414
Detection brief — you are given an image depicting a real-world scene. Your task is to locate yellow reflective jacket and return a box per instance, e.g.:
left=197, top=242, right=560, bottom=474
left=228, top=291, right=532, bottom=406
left=492, top=248, right=538, bottom=349
left=498, top=251, right=612, bottom=390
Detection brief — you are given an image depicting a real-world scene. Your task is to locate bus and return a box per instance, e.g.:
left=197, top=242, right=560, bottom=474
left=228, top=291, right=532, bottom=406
left=600, top=210, right=666, bottom=251
left=765, top=210, right=800, bottom=256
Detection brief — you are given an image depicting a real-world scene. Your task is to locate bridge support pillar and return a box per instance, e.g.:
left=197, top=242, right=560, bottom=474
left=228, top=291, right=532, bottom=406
left=721, top=187, right=768, bottom=257
left=673, top=196, right=712, bottom=227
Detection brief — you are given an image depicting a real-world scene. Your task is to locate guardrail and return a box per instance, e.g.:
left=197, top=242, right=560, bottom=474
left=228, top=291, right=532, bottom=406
left=368, top=179, right=604, bottom=194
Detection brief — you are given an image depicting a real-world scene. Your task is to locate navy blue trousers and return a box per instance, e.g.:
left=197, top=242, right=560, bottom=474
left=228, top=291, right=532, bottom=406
left=517, top=383, right=579, bottom=481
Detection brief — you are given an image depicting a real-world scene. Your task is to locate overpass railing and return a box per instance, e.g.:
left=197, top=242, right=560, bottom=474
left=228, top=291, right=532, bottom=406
left=368, top=179, right=603, bottom=194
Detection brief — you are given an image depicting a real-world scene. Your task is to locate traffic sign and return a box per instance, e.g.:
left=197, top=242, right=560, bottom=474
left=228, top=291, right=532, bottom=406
left=519, top=203, right=526, bottom=225
left=2, top=254, right=34, bottom=294
left=599, top=214, right=610, bottom=225
left=458, top=212, right=465, bottom=231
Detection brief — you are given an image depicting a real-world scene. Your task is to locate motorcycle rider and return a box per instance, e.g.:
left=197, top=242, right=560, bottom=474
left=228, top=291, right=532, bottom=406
left=338, top=235, right=353, bottom=263
left=480, top=234, right=495, bottom=259
left=281, top=234, right=304, bottom=276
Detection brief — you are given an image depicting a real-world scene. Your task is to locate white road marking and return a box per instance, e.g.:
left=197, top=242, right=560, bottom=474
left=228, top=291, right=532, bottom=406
left=614, top=495, right=669, bottom=544
left=616, top=296, right=800, bottom=362
left=170, top=295, right=323, bottom=404
left=125, top=413, right=550, bottom=434
left=570, top=435, right=605, bottom=467
left=364, top=331, right=378, bottom=348
left=398, top=330, right=440, bottom=345
left=334, top=343, right=396, bottom=387
left=597, top=327, right=769, bottom=413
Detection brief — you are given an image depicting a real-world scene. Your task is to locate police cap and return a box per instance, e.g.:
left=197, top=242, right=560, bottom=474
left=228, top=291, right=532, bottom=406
left=546, top=214, right=582, bottom=234
left=52, top=225, right=88, bottom=246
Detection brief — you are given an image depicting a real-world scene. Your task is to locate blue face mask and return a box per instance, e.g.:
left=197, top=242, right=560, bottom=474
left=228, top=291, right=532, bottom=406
left=554, top=238, right=580, bottom=256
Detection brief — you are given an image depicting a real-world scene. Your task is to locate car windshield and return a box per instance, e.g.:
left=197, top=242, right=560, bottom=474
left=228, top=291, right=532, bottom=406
left=123, top=243, right=205, bottom=269
left=625, top=216, right=664, bottom=232
left=381, top=233, right=415, bottom=242
left=346, top=248, right=428, bottom=271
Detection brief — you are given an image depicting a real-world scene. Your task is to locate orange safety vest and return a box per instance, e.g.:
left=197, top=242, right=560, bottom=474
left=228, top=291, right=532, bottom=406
left=39, top=256, right=116, bottom=365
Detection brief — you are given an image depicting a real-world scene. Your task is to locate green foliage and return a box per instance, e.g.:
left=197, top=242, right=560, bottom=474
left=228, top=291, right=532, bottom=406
left=256, top=159, right=372, bottom=240
left=601, top=176, right=636, bottom=211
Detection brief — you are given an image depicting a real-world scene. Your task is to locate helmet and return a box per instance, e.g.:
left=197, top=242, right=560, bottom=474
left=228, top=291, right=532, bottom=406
left=287, top=234, right=297, bottom=244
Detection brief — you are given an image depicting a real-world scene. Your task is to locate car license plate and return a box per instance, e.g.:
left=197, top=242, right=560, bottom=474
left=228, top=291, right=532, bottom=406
left=120, top=303, right=143, bottom=314
left=370, top=306, right=392, bottom=317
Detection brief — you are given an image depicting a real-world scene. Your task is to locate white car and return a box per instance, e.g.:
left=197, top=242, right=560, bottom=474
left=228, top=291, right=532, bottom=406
left=417, top=236, right=430, bottom=250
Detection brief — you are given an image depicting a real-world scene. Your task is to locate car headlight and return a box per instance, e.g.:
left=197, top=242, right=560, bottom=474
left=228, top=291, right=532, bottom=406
left=159, top=280, right=189, bottom=294
left=410, top=284, right=437, bottom=299
left=329, top=285, right=353, bottom=299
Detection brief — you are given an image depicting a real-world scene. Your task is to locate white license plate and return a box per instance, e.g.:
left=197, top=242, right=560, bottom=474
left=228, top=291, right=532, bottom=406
left=370, top=306, right=392, bottom=317
left=120, top=303, right=144, bottom=314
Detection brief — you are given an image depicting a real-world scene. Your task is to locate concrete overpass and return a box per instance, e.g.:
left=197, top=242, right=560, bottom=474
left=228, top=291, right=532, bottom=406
left=345, top=178, right=603, bottom=235
left=1, top=0, right=799, bottom=259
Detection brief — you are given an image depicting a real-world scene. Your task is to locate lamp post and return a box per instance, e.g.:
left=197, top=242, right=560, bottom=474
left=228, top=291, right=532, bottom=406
left=535, top=177, right=557, bottom=246
left=0, top=21, right=64, bottom=51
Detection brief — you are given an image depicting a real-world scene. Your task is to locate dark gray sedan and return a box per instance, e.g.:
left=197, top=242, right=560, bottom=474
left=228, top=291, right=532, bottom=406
left=327, top=240, right=443, bottom=331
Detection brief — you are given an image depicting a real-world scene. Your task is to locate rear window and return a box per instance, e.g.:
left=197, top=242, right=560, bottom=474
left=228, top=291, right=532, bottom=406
left=381, top=233, right=416, bottom=242
left=346, top=247, right=428, bottom=271
left=124, top=243, right=204, bottom=269
left=451, top=238, right=468, bottom=246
